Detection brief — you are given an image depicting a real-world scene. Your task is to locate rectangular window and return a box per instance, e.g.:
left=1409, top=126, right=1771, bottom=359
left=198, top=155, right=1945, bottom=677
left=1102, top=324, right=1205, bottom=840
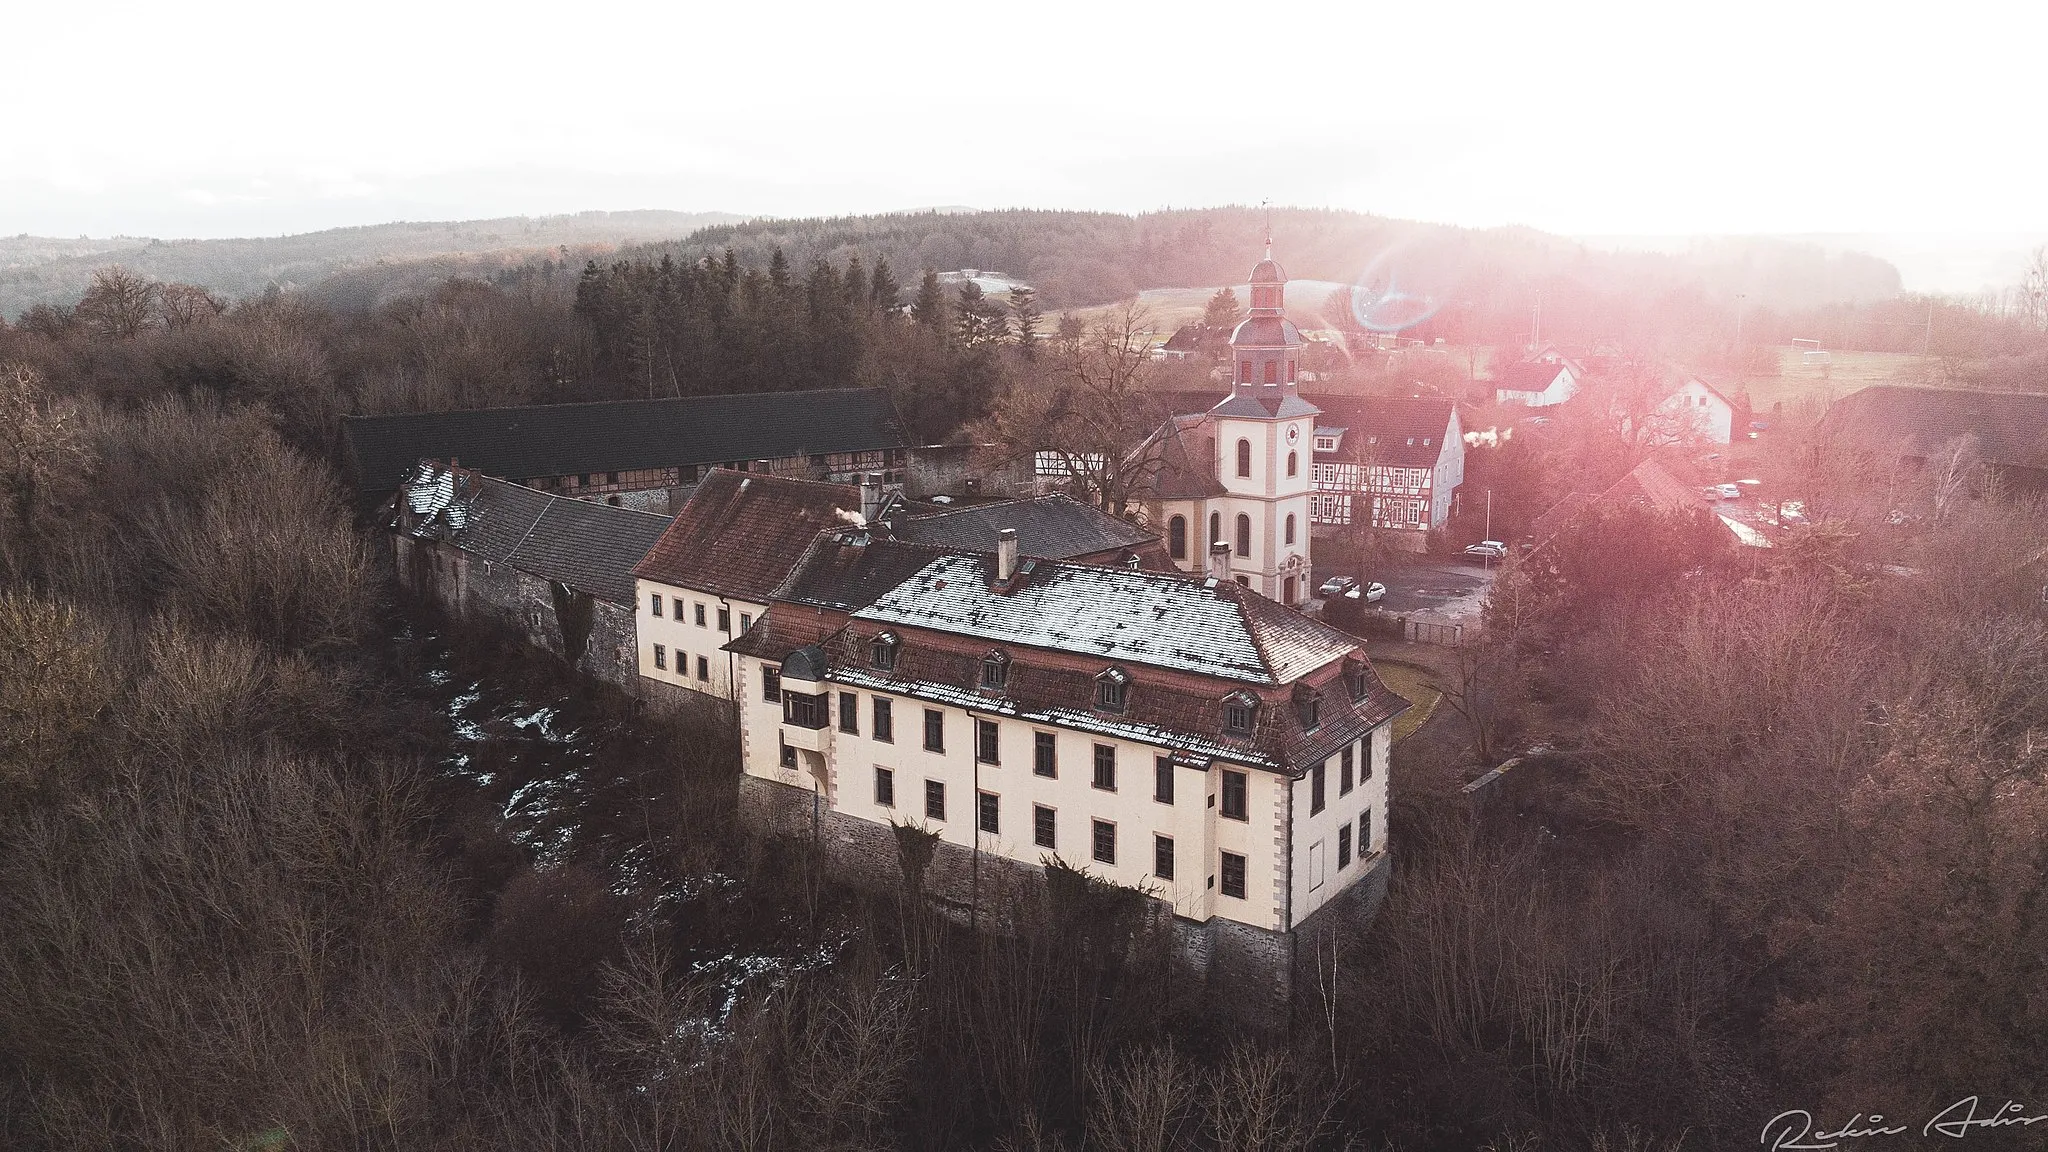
left=650, top=593, right=663, bottom=617
left=923, top=709, right=945, bottom=753
left=1154, top=834, right=1175, bottom=880
left=978, top=791, right=999, bottom=834
left=925, top=780, right=945, bottom=821
left=1154, top=756, right=1175, bottom=804
left=779, top=734, right=795, bottom=768
left=875, top=767, right=894, bottom=807
left=873, top=698, right=893, bottom=743
left=1221, top=769, right=1248, bottom=820
left=652, top=643, right=666, bottom=670
left=716, top=607, right=731, bottom=632
left=1092, top=819, right=1116, bottom=865
left=1359, top=807, right=1372, bottom=853
left=761, top=665, right=781, bottom=703
left=697, top=656, right=709, bottom=682
left=783, top=692, right=823, bottom=728
left=1033, top=804, right=1056, bottom=849
left=1311, top=761, right=1326, bottom=814
left=838, top=692, right=859, bottom=734
left=1361, top=738, right=1373, bottom=780
left=1092, top=744, right=1116, bottom=791
left=976, top=718, right=1000, bottom=764
left=1340, top=747, right=1354, bottom=796
left=1034, top=732, right=1056, bottom=777
left=694, top=603, right=707, bottom=627
left=739, top=612, right=753, bottom=634
left=1220, top=851, right=1246, bottom=899
left=1339, top=822, right=1353, bottom=868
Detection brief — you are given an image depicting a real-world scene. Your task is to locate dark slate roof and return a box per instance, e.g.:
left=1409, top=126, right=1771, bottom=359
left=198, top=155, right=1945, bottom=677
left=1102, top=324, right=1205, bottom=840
left=771, top=532, right=955, bottom=613
left=887, top=494, right=1157, bottom=559
left=1211, top=388, right=1321, bottom=419
left=1819, top=386, right=2048, bottom=472
left=633, top=470, right=860, bottom=601
left=1230, top=315, right=1302, bottom=347
left=1307, top=397, right=1457, bottom=467
left=1146, top=416, right=1228, bottom=500
left=853, top=553, right=1363, bottom=686
left=1161, top=324, right=1223, bottom=352
left=342, top=387, right=907, bottom=498
left=1494, top=361, right=1572, bottom=391
left=389, top=461, right=672, bottom=604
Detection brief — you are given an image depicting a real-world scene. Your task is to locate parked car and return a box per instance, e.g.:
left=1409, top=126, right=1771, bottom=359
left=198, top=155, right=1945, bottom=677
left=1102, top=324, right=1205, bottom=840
left=1717, top=483, right=1741, bottom=499
left=1344, top=581, right=1388, bottom=603
left=1463, top=540, right=1508, bottom=561
left=1317, top=576, right=1358, bottom=598
left=1701, top=486, right=1722, bottom=501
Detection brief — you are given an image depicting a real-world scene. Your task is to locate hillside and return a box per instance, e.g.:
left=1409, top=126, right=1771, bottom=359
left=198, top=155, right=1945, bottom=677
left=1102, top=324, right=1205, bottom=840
left=0, top=210, right=744, bottom=319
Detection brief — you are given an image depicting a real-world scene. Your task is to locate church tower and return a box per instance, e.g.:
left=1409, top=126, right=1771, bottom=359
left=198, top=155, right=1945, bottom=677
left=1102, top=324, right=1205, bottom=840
left=1206, top=239, right=1317, bottom=606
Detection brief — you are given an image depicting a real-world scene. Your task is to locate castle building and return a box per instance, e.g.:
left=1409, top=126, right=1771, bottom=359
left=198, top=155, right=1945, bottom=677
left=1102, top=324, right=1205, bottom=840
left=1143, top=247, right=1319, bottom=606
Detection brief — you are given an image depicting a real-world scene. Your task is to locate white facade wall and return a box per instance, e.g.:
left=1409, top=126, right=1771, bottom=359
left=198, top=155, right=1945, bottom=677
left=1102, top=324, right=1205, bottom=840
left=635, top=578, right=767, bottom=702
left=1287, top=723, right=1390, bottom=925
left=1657, top=380, right=1734, bottom=445
left=1432, top=408, right=1465, bottom=527
left=732, top=650, right=1388, bottom=932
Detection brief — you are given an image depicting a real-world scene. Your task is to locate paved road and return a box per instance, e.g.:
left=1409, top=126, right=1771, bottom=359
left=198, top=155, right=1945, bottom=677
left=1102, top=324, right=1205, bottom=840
left=1313, top=558, right=1496, bottom=625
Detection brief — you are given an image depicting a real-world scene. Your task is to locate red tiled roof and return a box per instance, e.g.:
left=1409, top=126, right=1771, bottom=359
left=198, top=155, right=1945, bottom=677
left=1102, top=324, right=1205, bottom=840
left=632, top=469, right=859, bottom=601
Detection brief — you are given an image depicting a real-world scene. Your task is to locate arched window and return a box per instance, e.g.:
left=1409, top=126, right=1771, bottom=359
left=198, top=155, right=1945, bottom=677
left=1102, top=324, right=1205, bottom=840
left=1168, top=515, right=1187, bottom=560
left=1235, top=513, right=1251, bottom=557
left=1263, top=359, right=1278, bottom=384
left=1236, top=439, right=1251, bottom=478
left=1285, top=514, right=1296, bottom=545
left=1209, top=511, right=1221, bottom=548
left=1286, top=451, right=1297, bottom=477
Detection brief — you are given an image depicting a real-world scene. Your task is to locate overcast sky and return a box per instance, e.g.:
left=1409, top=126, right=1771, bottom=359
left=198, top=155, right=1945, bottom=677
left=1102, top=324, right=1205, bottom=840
left=4, top=0, right=2042, bottom=244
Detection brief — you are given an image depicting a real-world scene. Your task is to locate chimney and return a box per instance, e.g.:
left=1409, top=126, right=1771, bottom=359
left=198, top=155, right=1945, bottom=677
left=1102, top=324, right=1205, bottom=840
left=997, top=528, right=1019, bottom=582
left=860, top=473, right=884, bottom=524
left=1208, top=540, right=1231, bottom=582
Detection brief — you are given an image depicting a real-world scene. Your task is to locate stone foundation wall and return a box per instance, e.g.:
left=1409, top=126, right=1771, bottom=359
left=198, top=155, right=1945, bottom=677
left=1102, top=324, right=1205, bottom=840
left=391, top=535, right=639, bottom=689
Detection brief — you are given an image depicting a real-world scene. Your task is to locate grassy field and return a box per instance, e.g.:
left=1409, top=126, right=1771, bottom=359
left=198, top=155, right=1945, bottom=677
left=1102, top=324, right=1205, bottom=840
left=1730, top=347, right=1927, bottom=413
left=1373, top=660, right=1443, bottom=744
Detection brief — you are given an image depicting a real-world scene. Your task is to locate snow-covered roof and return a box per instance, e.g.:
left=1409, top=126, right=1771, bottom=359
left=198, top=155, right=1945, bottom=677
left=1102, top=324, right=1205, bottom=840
left=851, top=553, right=1359, bottom=686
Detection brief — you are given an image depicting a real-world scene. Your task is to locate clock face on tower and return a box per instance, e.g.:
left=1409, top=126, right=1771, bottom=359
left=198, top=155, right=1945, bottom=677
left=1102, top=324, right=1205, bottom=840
left=1286, top=424, right=1300, bottom=445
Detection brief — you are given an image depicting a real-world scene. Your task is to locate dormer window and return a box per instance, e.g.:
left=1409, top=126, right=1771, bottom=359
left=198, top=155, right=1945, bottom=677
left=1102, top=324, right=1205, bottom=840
left=1344, top=657, right=1369, bottom=702
left=981, top=650, right=1010, bottom=690
left=870, top=631, right=900, bottom=672
left=1095, top=667, right=1130, bottom=713
left=1314, top=436, right=1337, bottom=452
left=1295, top=685, right=1323, bottom=731
left=1223, top=691, right=1257, bottom=735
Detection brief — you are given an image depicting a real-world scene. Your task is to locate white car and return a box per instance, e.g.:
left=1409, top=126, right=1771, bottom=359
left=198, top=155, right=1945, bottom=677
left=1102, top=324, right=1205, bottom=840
left=1716, top=484, right=1741, bottom=500
left=1317, top=576, right=1358, bottom=598
left=1463, top=540, right=1508, bottom=561
left=1344, top=581, right=1387, bottom=603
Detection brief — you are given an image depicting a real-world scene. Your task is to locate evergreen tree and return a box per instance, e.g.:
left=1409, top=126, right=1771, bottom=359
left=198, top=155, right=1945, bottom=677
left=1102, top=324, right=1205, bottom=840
left=955, top=281, right=1007, bottom=347
left=912, top=270, right=947, bottom=333
left=1203, top=286, right=1244, bottom=329
left=870, top=258, right=901, bottom=313
left=1009, top=286, right=1041, bottom=358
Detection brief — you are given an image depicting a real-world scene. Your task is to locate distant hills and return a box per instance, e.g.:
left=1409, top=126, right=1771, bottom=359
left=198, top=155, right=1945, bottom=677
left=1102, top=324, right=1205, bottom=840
left=0, top=210, right=743, bottom=320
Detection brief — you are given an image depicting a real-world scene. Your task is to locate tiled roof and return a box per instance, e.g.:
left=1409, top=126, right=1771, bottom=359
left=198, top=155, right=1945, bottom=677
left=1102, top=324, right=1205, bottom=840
left=342, top=387, right=907, bottom=499
left=1146, top=415, right=1228, bottom=500
left=1306, top=397, right=1455, bottom=466
left=771, top=532, right=956, bottom=613
left=887, top=494, right=1157, bottom=559
left=389, top=461, right=673, bottom=604
left=1494, top=361, right=1571, bottom=391
left=632, top=470, right=859, bottom=601
left=851, top=553, right=1363, bottom=686
left=1819, top=385, right=2048, bottom=472
left=1211, top=389, right=1322, bottom=419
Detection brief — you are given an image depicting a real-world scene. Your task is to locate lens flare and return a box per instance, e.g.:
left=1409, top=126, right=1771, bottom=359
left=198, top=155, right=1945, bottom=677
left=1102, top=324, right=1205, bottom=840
left=1346, top=238, right=1467, bottom=334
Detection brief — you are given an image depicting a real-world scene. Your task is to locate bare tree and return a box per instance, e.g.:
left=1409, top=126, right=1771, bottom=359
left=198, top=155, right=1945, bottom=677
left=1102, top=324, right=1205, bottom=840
left=0, top=362, right=92, bottom=570
left=1083, top=1041, right=1198, bottom=1152
left=72, top=266, right=162, bottom=341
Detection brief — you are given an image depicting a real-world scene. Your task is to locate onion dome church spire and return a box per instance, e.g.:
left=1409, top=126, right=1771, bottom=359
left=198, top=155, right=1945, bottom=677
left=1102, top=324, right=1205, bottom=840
left=1214, top=236, right=1316, bottom=419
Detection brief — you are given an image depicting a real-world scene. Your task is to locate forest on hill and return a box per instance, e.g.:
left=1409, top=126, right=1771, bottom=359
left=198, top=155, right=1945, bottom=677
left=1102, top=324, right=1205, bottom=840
left=0, top=210, right=742, bottom=321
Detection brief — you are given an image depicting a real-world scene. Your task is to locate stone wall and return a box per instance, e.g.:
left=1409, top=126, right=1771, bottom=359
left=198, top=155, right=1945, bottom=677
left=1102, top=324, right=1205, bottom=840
left=904, top=445, right=1034, bottom=502
left=392, top=534, right=639, bottom=689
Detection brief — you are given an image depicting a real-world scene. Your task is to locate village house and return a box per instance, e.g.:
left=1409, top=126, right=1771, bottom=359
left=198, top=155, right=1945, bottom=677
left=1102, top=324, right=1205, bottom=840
left=1305, top=396, right=1464, bottom=544
left=1493, top=359, right=1579, bottom=407
left=1649, top=376, right=1735, bottom=445
left=342, top=386, right=911, bottom=515
left=725, top=526, right=1407, bottom=1010
left=386, top=460, right=675, bottom=688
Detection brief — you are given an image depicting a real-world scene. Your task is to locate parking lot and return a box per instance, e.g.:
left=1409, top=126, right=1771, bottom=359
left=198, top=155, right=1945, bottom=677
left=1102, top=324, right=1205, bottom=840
left=1312, top=556, right=1497, bottom=629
